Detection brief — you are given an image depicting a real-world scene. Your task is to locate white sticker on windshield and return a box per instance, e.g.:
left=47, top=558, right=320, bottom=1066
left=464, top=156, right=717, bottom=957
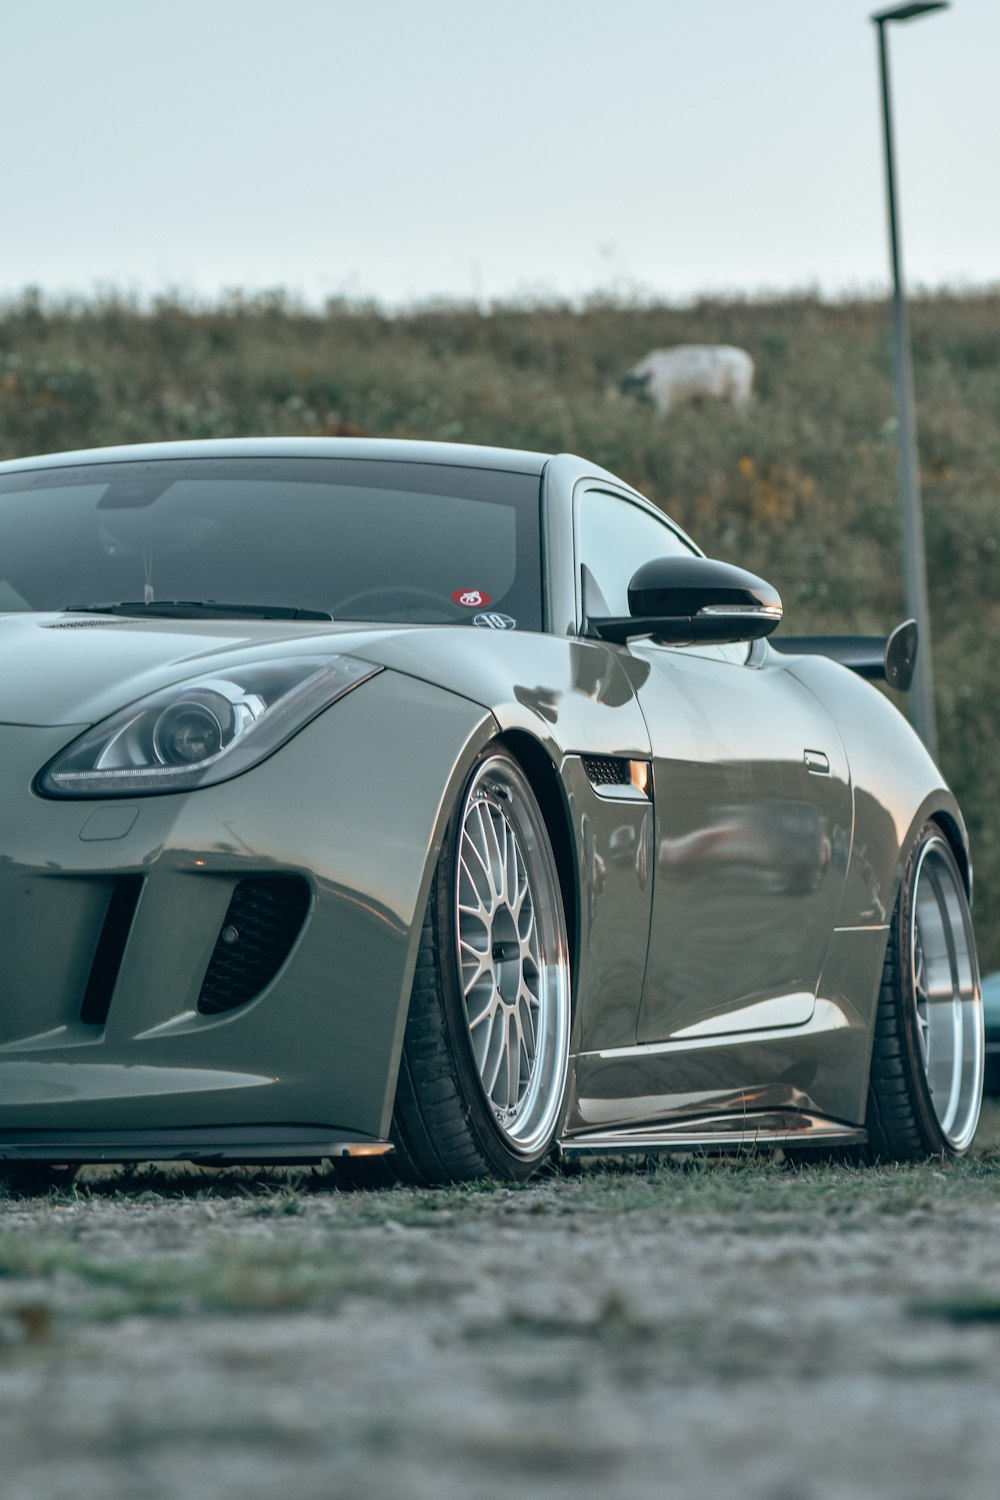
left=473, top=611, right=517, bottom=631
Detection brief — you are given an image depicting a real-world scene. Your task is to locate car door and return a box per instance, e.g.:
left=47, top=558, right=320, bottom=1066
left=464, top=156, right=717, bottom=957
left=575, top=485, right=852, bottom=1044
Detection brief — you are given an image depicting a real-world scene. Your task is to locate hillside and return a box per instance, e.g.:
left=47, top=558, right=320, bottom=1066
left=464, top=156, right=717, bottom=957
left=1, top=288, right=998, bottom=967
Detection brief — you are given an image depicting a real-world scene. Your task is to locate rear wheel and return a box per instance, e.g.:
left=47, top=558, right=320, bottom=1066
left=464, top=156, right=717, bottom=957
left=390, top=749, right=572, bottom=1184
left=866, top=824, right=983, bottom=1161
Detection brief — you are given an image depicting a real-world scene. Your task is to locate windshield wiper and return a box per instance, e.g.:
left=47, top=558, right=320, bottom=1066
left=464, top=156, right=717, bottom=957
left=62, top=601, right=334, bottom=621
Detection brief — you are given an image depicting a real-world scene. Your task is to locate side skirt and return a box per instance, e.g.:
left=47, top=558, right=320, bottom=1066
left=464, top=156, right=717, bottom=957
left=558, top=1110, right=867, bottom=1156
left=0, top=1126, right=394, bottom=1165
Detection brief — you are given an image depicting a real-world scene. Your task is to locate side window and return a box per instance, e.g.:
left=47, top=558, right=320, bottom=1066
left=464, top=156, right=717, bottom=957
left=577, top=490, right=693, bottom=618
left=576, top=489, right=748, bottom=664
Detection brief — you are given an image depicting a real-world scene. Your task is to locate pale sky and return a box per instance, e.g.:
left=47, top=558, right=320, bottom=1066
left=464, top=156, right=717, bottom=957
left=2, top=0, right=997, bottom=306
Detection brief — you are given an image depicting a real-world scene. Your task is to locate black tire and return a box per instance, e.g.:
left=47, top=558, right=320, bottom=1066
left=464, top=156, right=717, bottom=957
left=389, top=749, right=572, bottom=1185
left=865, top=822, right=984, bottom=1162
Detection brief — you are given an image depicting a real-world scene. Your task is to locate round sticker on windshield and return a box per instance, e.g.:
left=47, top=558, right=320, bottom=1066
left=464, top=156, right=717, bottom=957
left=473, top=611, right=517, bottom=630
left=452, top=588, right=491, bottom=608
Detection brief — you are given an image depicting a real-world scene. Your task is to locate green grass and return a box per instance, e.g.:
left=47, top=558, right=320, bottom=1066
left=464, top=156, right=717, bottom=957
left=1, top=286, right=998, bottom=966
left=1, top=1153, right=998, bottom=1334
left=12, top=1121, right=1000, bottom=1223
left=0, top=1229, right=450, bottom=1325
left=1, top=1107, right=997, bottom=1335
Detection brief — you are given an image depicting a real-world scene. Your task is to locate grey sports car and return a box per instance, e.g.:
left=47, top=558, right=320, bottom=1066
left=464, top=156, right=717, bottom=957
left=0, top=438, right=984, bottom=1184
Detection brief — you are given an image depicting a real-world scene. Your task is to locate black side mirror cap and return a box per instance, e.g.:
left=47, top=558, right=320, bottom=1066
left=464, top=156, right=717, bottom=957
left=588, top=556, right=783, bottom=646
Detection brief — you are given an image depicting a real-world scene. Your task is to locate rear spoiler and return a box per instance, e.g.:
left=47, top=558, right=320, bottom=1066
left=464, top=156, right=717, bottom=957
left=770, top=618, right=918, bottom=693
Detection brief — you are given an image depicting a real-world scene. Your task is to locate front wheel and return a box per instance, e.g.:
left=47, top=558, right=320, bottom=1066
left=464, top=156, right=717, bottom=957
left=866, top=823, right=984, bottom=1161
left=391, top=749, right=572, bottom=1184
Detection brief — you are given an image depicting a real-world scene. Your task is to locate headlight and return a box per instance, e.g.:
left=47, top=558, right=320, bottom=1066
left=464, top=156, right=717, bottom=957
left=37, top=654, right=380, bottom=798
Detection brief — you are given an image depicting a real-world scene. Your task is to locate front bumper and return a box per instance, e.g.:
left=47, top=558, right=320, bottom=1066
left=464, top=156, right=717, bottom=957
left=0, top=671, right=493, bottom=1150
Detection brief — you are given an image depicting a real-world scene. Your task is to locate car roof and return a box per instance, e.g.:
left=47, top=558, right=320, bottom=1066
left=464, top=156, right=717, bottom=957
left=0, top=436, right=551, bottom=478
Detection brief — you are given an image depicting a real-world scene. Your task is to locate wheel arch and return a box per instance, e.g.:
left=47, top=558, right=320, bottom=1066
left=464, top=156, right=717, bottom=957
left=929, top=807, right=973, bottom=903
left=864, top=815, right=983, bottom=1159
left=849, top=790, right=974, bottom=1125
left=492, top=728, right=580, bottom=990
left=387, top=727, right=579, bottom=1179
left=381, top=720, right=579, bottom=1140
left=892, top=795, right=974, bottom=913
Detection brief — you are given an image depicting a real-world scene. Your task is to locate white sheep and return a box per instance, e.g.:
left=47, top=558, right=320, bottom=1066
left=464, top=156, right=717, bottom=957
left=622, top=345, right=754, bottom=414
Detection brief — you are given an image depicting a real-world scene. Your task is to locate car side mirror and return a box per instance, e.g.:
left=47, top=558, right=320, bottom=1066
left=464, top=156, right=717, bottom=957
left=588, top=556, right=783, bottom=645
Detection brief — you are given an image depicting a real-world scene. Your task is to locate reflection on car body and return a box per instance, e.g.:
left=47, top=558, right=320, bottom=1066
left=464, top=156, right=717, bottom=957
left=659, top=799, right=831, bottom=894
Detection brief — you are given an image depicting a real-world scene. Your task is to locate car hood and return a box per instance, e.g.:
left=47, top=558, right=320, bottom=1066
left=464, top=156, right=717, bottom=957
left=0, top=613, right=424, bottom=727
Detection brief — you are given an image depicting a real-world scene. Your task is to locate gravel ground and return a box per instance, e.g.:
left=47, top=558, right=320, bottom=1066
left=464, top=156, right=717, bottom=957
left=3, top=1118, right=1000, bottom=1500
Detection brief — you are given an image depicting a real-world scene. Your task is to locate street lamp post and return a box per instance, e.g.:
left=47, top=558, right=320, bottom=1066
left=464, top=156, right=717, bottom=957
left=871, top=1, right=948, bottom=762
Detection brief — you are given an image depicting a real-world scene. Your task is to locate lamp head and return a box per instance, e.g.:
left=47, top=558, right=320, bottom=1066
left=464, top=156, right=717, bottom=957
left=871, top=2, right=949, bottom=23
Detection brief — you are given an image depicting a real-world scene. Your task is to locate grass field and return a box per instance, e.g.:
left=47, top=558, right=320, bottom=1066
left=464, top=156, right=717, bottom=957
left=2, top=286, right=997, bottom=969
left=1, top=1107, right=999, bottom=1500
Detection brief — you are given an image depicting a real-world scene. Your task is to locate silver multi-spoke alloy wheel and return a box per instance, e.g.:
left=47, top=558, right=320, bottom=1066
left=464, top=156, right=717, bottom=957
left=909, top=834, right=983, bottom=1152
left=454, top=756, right=571, bottom=1156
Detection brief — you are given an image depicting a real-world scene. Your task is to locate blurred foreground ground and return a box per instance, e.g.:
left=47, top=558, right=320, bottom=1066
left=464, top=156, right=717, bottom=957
left=2, top=1102, right=1000, bottom=1500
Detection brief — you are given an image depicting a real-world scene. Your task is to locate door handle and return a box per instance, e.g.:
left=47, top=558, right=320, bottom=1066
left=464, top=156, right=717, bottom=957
left=804, top=749, right=830, bottom=775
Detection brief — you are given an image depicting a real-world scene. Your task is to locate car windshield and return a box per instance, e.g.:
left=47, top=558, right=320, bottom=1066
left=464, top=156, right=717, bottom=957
left=0, top=456, right=543, bottom=628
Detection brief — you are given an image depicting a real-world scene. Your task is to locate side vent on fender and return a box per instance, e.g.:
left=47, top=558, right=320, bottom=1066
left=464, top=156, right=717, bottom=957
left=581, top=756, right=651, bottom=799
left=582, top=755, right=633, bottom=788
left=198, top=877, right=311, bottom=1015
